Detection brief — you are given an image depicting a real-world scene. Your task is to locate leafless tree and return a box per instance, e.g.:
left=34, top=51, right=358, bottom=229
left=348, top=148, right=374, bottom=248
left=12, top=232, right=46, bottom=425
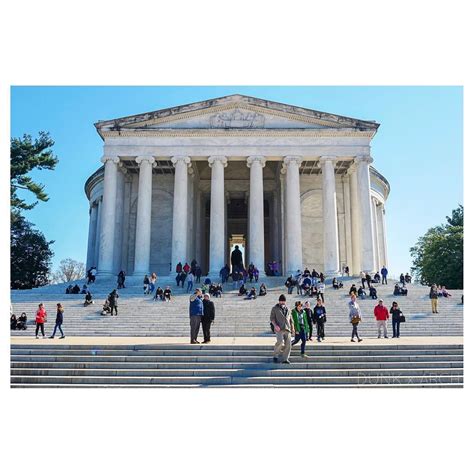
left=50, top=258, right=85, bottom=283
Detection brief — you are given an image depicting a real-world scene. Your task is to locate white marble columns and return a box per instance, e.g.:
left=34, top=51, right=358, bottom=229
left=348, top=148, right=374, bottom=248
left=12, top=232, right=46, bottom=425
left=86, top=202, right=98, bottom=269
left=356, top=155, right=376, bottom=273
left=319, top=156, right=340, bottom=276
left=208, top=155, right=228, bottom=275
left=371, top=197, right=381, bottom=271
left=133, top=155, right=156, bottom=275
left=283, top=155, right=303, bottom=275
left=171, top=156, right=191, bottom=269
left=378, top=204, right=388, bottom=267
left=98, top=156, right=120, bottom=274
left=348, top=166, right=361, bottom=275
left=247, top=155, right=266, bottom=272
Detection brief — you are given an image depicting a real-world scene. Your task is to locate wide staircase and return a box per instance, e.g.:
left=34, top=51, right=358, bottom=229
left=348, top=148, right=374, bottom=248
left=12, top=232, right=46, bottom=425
left=11, top=276, right=463, bottom=387
left=10, top=276, right=464, bottom=338
left=10, top=342, right=463, bottom=387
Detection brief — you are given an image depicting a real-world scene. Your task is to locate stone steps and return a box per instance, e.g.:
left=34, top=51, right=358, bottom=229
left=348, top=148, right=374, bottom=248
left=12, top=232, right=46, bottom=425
left=10, top=343, right=464, bottom=387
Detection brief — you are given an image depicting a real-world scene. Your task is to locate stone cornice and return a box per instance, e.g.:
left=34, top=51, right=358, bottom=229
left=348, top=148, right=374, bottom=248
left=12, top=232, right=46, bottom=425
left=101, top=128, right=375, bottom=138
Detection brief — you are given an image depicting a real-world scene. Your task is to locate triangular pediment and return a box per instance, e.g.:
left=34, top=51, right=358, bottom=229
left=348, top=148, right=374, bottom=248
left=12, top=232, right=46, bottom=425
left=95, top=94, right=379, bottom=136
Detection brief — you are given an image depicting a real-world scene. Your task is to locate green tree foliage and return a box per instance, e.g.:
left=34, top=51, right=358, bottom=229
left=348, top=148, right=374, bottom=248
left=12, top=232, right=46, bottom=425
left=10, top=131, right=58, bottom=288
left=11, top=131, right=58, bottom=222
left=11, top=216, right=54, bottom=289
left=410, top=205, right=463, bottom=289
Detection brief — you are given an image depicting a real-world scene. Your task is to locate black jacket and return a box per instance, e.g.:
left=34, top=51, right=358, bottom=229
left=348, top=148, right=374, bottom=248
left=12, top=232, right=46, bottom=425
left=56, top=310, right=64, bottom=324
left=202, top=299, right=215, bottom=321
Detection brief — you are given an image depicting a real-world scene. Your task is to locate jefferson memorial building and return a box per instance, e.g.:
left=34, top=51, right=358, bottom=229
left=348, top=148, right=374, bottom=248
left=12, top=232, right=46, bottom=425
left=84, top=95, right=390, bottom=277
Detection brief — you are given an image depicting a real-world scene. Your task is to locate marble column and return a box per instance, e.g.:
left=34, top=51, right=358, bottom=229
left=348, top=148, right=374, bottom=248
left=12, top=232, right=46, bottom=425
left=98, top=156, right=120, bottom=274
left=282, top=155, right=303, bottom=275
left=171, top=155, right=191, bottom=270
left=113, top=166, right=126, bottom=273
left=133, top=155, right=156, bottom=275
left=348, top=166, right=361, bottom=275
left=94, top=197, right=102, bottom=268
left=372, top=197, right=381, bottom=272
left=355, top=155, right=375, bottom=273
left=342, top=174, right=353, bottom=275
left=208, top=155, right=227, bottom=275
left=378, top=203, right=388, bottom=267
left=247, top=155, right=266, bottom=272
left=86, top=202, right=98, bottom=269
left=319, top=156, right=340, bottom=276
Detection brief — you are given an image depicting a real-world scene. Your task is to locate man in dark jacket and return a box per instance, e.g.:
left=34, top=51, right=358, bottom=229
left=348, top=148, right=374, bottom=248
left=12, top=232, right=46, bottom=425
left=189, top=288, right=204, bottom=344
left=108, top=289, right=119, bottom=315
left=202, top=293, right=215, bottom=343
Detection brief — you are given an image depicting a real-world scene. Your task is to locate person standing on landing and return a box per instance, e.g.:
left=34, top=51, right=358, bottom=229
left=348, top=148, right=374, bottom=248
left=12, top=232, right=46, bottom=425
left=348, top=294, right=363, bottom=342
left=189, top=288, right=204, bottom=344
left=313, top=298, right=326, bottom=342
left=374, top=299, right=389, bottom=338
left=270, top=294, right=294, bottom=364
left=50, top=303, right=66, bottom=339
left=390, top=301, right=403, bottom=338
left=35, top=303, right=47, bottom=339
left=201, top=293, right=215, bottom=343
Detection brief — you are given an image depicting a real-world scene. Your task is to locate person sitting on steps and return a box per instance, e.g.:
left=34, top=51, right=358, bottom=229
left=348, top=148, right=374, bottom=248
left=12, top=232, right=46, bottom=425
left=357, top=286, right=366, bottom=299
left=163, top=286, right=172, bottom=302
left=17, top=312, right=27, bottom=330
left=369, top=286, right=378, bottom=300
left=259, top=283, right=267, bottom=296
left=84, top=291, right=94, bottom=306
left=154, top=286, right=164, bottom=301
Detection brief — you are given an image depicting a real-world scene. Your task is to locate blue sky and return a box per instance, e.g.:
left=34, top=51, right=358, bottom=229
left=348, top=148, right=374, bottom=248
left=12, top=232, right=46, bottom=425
left=10, top=86, right=463, bottom=277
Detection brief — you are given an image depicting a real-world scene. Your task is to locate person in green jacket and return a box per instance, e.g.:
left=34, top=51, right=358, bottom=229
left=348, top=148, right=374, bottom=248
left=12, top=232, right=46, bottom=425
left=291, top=301, right=310, bottom=358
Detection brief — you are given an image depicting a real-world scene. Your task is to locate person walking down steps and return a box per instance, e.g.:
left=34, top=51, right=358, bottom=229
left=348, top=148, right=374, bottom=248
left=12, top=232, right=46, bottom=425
left=270, top=294, right=294, bottom=364
left=291, top=301, right=311, bottom=358
left=49, top=303, right=66, bottom=339
left=35, top=303, right=47, bottom=339
left=348, top=294, right=363, bottom=343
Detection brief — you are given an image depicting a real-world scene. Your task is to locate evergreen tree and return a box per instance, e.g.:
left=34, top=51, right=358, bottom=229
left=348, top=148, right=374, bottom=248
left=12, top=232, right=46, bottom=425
left=410, top=205, right=463, bottom=289
left=11, top=216, right=54, bottom=289
left=10, top=131, right=58, bottom=223
left=10, top=132, right=57, bottom=288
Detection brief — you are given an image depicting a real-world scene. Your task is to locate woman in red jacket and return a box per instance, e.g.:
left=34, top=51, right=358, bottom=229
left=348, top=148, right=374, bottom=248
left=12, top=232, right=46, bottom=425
left=35, top=303, right=47, bottom=339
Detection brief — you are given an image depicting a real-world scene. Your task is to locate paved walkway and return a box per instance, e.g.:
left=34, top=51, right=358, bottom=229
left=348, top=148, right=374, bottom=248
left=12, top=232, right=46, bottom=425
left=10, top=335, right=463, bottom=346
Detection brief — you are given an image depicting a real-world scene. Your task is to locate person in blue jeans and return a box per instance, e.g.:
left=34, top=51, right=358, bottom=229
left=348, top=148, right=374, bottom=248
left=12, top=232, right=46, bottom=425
left=49, top=303, right=65, bottom=339
left=389, top=301, right=403, bottom=338
left=186, top=272, right=194, bottom=293
left=291, top=301, right=310, bottom=358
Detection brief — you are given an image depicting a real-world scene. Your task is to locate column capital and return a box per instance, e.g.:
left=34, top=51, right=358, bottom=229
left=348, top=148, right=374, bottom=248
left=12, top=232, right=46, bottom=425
left=283, top=155, right=303, bottom=168
left=135, top=155, right=156, bottom=166
left=354, top=155, right=374, bottom=165
left=208, top=155, right=228, bottom=168
left=318, top=156, right=338, bottom=169
left=101, top=156, right=120, bottom=165
left=171, top=155, right=191, bottom=166
left=246, top=155, right=266, bottom=168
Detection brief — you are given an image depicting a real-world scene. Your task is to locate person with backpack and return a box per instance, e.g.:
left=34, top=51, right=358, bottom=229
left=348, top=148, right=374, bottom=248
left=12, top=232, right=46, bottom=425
left=35, top=303, right=47, bottom=339
left=270, top=294, right=294, bottom=364
left=348, top=294, right=363, bottom=342
left=313, top=298, right=327, bottom=342
left=49, top=303, right=65, bottom=339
